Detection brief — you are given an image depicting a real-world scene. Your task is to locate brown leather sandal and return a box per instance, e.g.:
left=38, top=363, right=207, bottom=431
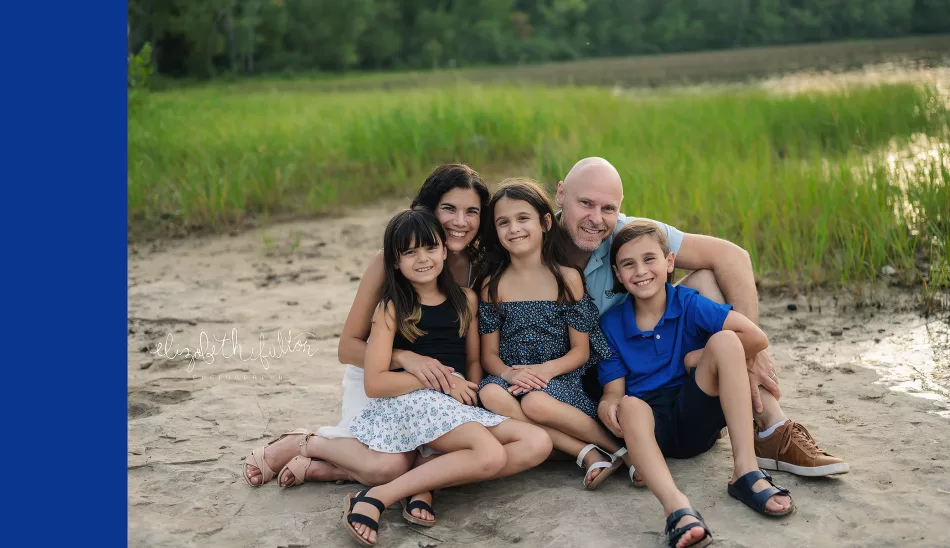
left=242, top=427, right=310, bottom=487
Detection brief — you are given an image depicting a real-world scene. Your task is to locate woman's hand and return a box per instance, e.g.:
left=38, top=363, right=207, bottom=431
left=396, top=351, right=456, bottom=394
left=503, top=365, right=549, bottom=395
left=448, top=379, right=480, bottom=406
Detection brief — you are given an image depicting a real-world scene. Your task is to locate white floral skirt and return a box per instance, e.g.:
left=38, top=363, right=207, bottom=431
left=349, top=388, right=508, bottom=454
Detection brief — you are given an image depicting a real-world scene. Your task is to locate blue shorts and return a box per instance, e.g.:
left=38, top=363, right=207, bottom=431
left=640, top=370, right=726, bottom=459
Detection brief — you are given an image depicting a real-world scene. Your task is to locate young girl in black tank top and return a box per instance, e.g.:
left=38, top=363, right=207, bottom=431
left=343, top=208, right=514, bottom=546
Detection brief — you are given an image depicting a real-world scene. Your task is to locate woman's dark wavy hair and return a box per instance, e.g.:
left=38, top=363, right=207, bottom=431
left=478, top=178, right=582, bottom=312
left=381, top=207, right=471, bottom=342
left=410, top=163, right=491, bottom=266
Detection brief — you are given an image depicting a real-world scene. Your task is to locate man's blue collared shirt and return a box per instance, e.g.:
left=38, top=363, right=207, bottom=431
left=598, top=283, right=732, bottom=397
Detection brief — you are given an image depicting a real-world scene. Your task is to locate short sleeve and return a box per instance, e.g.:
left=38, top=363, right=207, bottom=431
left=597, top=319, right=627, bottom=388
left=477, top=300, right=502, bottom=334
left=684, top=293, right=733, bottom=338
left=564, top=293, right=598, bottom=333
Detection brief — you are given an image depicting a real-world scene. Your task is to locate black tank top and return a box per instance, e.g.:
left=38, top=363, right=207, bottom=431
left=393, top=299, right=467, bottom=375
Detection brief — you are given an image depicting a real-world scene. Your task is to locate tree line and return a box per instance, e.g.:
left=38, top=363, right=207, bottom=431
left=128, top=0, right=950, bottom=80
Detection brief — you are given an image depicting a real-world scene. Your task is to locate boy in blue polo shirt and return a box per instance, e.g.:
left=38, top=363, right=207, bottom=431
left=598, top=221, right=796, bottom=548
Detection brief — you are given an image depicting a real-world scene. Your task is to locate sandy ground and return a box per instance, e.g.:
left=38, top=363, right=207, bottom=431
left=128, top=200, right=950, bottom=548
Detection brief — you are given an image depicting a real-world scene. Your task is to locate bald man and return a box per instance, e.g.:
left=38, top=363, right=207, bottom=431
left=557, top=157, right=849, bottom=479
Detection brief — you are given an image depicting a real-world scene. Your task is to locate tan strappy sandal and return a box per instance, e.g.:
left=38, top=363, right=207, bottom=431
left=242, top=427, right=310, bottom=487
left=278, top=430, right=316, bottom=488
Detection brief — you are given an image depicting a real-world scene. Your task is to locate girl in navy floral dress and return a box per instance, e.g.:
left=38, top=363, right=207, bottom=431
left=476, top=179, right=635, bottom=491
left=343, top=208, right=551, bottom=546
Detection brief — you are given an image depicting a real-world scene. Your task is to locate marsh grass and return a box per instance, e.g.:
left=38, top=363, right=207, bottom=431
left=128, top=81, right=949, bottom=297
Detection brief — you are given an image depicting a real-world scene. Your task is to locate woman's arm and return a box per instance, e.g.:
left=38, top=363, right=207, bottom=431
left=463, top=288, right=483, bottom=385
left=721, top=310, right=769, bottom=359
left=363, top=303, right=429, bottom=398
left=337, top=251, right=456, bottom=392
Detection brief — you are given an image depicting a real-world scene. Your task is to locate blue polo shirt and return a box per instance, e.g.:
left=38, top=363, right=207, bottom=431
left=598, top=283, right=733, bottom=397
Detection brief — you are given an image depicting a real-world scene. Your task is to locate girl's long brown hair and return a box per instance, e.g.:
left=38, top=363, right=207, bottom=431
left=382, top=208, right=471, bottom=341
left=477, top=178, right=583, bottom=313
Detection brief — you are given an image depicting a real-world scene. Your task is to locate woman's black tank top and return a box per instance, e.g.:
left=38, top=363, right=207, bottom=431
left=393, top=299, right=467, bottom=375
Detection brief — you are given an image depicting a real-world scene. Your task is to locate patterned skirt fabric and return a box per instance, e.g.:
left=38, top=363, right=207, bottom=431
left=479, top=373, right=598, bottom=419
left=349, top=388, right=508, bottom=454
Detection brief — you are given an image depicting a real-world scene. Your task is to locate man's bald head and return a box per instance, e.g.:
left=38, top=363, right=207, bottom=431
left=562, top=157, right=623, bottom=198
left=556, top=157, right=625, bottom=253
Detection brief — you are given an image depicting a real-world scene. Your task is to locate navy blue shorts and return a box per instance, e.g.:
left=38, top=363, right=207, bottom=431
left=640, top=370, right=726, bottom=459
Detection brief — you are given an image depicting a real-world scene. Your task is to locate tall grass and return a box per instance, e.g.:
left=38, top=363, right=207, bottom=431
left=128, top=82, right=948, bottom=295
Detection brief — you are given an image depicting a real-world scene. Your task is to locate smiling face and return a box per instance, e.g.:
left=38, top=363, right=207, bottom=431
left=612, top=234, right=674, bottom=301
left=433, top=187, right=481, bottom=253
left=492, top=196, right=551, bottom=257
left=396, top=236, right=447, bottom=285
left=557, top=163, right=624, bottom=252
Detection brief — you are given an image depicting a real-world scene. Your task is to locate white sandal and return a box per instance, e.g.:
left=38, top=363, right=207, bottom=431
left=612, top=447, right=647, bottom=487
left=577, top=444, right=624, bottom=490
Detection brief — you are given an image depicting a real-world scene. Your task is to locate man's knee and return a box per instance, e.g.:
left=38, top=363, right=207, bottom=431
left=679, top=268, right=724, bottom=304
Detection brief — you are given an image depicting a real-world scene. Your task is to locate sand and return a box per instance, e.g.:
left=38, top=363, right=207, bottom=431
left=128, top=200, right=950, bottom=548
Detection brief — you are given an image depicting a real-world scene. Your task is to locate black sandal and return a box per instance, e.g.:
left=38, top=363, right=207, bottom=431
left=665, top=508, right=713, bottom=548
left=727, top=469, right=795, bottom=517
left=401, top=493, right=436, bottom=527
left=342, top=489, right=386, bottom=546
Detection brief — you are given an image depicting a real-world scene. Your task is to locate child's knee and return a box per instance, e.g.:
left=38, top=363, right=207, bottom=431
left=617, top=397, right=653, bottom=430
left=707, top=330, right=743, bottom=357
left=523, top=424, right=553, bottom=462
left=520, top=391, right=553, bottom=422
left=475, top=437, right=508, bottom=478
left=479, top=384, right=513, bottom=413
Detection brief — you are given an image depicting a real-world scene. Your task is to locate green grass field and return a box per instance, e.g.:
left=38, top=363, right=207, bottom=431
left=128, top=78, right=949, bottom=301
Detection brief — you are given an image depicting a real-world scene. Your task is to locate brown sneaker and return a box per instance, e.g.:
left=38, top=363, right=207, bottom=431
left=754, top=421, right=849, bottom=477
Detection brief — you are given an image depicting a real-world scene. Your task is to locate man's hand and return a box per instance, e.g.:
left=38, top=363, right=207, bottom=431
left=449, top=379, right=480, bottom=406
left=598, top=396, right=624, bottom=438
left=398, top=352, right=456, bottom=393
left=747, top=349, right=781, bottom=413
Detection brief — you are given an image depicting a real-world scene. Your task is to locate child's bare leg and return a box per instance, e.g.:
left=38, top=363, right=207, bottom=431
left=480, top=385, right=615, bottom=485
left=485, top=417, right=552, bottom=478
left=520, top=391, right=630, bottom=464
left=400, top=453, right=437, bottom=523
left=301, top=436, right=414, bottom=486
left=348, top=423, right=508, bottom=544
left=617, top=397, right=707, bottom=548
left=693, top=331, right=791, bottom=513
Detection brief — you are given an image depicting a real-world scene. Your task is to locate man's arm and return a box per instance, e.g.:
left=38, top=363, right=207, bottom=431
left=674, top=233, right=758, bottom=322
left=674, top=232, right=781, bottom=412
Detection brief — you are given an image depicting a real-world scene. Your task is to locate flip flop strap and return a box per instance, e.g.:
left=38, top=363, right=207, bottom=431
left=406, top=499, right=435, bottom=517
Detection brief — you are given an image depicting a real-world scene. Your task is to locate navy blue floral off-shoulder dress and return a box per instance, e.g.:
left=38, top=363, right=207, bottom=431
left=478, top=293, right=611, bottom=419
